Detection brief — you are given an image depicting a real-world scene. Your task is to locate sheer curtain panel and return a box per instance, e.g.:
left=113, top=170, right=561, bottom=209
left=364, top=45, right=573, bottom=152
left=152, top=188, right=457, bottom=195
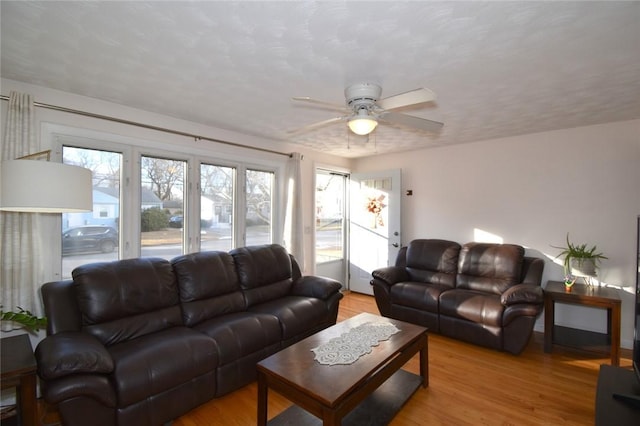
left=0, top=91, right=45, bottom=328
left=283, top=152, right=305, bottom=272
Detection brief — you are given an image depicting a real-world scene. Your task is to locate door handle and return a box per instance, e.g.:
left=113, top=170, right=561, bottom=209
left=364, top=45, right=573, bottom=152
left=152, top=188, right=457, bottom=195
left=392, top=243, right=399, bottom=248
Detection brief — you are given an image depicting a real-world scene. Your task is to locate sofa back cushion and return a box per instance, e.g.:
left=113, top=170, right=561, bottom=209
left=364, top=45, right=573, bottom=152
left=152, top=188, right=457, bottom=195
left=230, top=244, right=293, bottom=307
left=172, top=251, right=245, bottom=326
left=72, top=258, right=182, bottom=346
left=405, top=239, right=461, bottom=288
left=456, top=243, right=524, bottom=295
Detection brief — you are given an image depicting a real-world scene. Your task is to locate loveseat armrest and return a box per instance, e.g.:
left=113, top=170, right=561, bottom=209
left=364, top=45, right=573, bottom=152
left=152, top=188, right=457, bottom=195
left=500, top=284, right=544, bottom=306
left=35, top=332, right=114, bottom=380
left=371, top=266, right=409, bottom=286
left=291, top=276, right=342, bottom=300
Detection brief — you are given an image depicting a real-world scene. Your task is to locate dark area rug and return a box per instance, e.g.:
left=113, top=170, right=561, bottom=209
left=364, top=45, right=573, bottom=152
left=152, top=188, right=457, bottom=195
left=268, top=368, right=423, bottom=426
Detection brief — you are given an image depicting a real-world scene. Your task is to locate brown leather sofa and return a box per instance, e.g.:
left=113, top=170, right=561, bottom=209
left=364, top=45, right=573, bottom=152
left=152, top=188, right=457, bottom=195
left=35, top=244, right=343, bottom=426
left=371, top=239, right=544, bottom=354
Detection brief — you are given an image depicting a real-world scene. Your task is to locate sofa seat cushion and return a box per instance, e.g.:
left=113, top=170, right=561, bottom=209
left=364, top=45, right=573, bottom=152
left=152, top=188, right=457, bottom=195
left=439, top=290, right=504, bottom=327
left=108, top=327, right=217, bottom=407
left=390, top=282, right=449, bottom=313
left=194, top=312, right=281, bottom=365
left=249, top=296, right=329, bottom=340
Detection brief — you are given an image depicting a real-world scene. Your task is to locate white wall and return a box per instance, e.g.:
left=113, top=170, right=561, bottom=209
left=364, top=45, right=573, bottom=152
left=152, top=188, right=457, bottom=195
left=354, top=120, right=640, bottom=348
left=0, top=78, right=352, bottom=275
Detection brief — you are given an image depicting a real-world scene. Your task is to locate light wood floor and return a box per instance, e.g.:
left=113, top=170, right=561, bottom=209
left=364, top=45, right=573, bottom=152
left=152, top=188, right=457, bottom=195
left=172, top=291, right=632, bottom=425
left=40, top=291, right=632, bottom=425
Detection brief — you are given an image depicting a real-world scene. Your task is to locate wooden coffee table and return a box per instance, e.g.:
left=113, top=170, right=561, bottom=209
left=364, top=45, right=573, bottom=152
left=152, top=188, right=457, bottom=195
left=257, top=312, right=428, bottom=426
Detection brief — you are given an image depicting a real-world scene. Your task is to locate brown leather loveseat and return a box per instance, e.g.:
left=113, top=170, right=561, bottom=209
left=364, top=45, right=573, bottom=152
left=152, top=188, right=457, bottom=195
left=371, top=239, right=544, bottom=354
left=35, top=244, right=343, bottom=426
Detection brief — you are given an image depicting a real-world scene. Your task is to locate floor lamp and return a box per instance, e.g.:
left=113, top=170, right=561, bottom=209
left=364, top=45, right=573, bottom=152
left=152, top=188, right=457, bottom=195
left=0, top=152, right=93, bottom=328
left=0, top=152, right=93, bottom=213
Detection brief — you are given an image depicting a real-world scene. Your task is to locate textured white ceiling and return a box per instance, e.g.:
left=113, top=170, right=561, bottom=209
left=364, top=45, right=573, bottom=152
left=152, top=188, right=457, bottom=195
left=1, top=1, right=639, bottom=158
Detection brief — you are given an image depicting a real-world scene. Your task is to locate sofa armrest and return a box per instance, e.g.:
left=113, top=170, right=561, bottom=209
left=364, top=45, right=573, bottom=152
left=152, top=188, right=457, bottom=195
left=35, top=332, right=114, bottom=380
left=371, top=266, right=409, bottom=286
left=501, top=284, right=544, bottom=306
left=291, top=275, right=342, bottom=299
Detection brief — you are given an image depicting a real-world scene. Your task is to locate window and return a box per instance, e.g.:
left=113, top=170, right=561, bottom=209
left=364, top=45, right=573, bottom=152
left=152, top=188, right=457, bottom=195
left=245, top=169, right=274, bottom=245
left=200, top=163, right=235, bottom=252
left=140, top=155, right=186, bottom=260
left=62, top=146, right=122, bottom=278
left=51, top=124, right=284, bottom=279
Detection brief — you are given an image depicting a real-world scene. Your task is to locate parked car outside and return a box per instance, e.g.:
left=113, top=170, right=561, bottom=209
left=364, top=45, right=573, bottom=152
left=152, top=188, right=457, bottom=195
left=62, top=225, right=119, bottom=254
left=169, top=215, right=183, bottom=228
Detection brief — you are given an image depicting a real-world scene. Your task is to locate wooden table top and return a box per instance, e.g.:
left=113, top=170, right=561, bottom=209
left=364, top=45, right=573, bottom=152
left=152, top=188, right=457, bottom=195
left=545, top=281, right=621, bottom=303
left=257, top=312, right=428, bottom=407
left=1, top=334, right=36, bottom=380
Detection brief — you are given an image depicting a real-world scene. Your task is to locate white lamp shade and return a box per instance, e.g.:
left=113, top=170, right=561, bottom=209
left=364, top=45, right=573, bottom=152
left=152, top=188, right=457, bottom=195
left=348, top=110, right=378, bottom=136
left=0, top=160, right=93, bottom=213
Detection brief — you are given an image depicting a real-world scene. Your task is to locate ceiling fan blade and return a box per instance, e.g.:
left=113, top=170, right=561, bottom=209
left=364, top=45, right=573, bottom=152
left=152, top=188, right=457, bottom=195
left=377, top=88, right=437, bottom=110
left=287, top=116, right=348, bottom=135
left=291, top=97, right=347, bottom=112
left=378, top=111, right=444, bottom=133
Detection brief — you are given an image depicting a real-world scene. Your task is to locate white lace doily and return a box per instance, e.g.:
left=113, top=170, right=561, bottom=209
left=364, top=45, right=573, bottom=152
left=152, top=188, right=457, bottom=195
left=311, top=322, right=400, bottom=365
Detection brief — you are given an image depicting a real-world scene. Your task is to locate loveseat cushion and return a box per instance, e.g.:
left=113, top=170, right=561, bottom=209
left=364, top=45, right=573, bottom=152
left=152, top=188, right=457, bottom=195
left=108, top=327, right=217, bottom=407
left=456, top=243, right=524, bottom=295
left=390, top=282, right=449, bottom=313
left=231, top=244, right=294, bottom=306
left=439, top=289, right=504, bottom=327
left=405, top=239, right=461, bottom=287
left=172, top=251, right=245, bottom=326
left=72, top=258, right=183, bottom=346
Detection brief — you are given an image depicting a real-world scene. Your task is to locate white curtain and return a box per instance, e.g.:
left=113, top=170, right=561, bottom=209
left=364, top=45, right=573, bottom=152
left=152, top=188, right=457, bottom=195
left=0, top=91, right=45, bottom=327
left=283, top=152, right=305, bottom=271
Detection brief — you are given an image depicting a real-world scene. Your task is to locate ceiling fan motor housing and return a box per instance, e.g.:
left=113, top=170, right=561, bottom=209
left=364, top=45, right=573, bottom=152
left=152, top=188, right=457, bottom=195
left=345, top=83, right=382, bottom=111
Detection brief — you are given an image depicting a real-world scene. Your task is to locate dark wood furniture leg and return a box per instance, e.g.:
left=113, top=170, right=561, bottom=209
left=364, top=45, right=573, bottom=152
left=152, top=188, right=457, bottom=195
left=543, top=294, right=554, bottom=353
left=257, top=371, right=268, bottom=426
left=420, top=333, right=429, bottom=387
left=610, top=303, right=621, bottom=366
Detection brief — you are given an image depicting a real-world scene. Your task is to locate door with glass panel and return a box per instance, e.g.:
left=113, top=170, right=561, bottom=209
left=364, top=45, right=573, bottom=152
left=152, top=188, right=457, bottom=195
left=315, top=170, right=347, bottom=285
left=62, top=146, right=122, bottom=279
left=349, top=169, right=402, bottom=295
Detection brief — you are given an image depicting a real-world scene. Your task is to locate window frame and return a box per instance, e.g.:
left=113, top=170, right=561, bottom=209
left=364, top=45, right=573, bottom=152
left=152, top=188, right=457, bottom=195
left=46, top=123, right=285, bottom=279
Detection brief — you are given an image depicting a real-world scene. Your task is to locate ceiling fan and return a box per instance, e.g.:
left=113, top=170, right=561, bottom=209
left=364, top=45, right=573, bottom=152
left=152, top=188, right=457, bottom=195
left=288, top=83, right=444, bottom=136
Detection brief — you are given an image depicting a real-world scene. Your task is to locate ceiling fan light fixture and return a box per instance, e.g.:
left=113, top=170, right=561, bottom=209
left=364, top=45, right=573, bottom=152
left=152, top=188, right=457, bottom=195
left=348, top=110, right=378, bottom=135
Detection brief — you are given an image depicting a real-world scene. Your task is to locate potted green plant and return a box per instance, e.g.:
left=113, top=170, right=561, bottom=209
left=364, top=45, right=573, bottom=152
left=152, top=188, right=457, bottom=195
left=552, top=233, right=608, bottom=279
left=0, top=307, right=47, bottom=334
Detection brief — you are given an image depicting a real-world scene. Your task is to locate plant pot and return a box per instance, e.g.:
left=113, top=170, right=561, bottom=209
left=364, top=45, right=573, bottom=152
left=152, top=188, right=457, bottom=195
left=570, top=258, right=597, bottom=277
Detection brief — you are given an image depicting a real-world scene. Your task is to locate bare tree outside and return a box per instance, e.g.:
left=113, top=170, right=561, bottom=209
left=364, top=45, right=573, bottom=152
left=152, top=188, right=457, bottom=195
left=141, top=156, right=184, bottom=201
left=246, top=169, right=273, bottom=245
left=200, top=164, right=235, bottom=251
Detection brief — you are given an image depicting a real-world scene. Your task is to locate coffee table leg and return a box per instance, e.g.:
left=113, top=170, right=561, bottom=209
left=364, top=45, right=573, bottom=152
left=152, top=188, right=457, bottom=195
left=257, top=371, right=268, bottom=426
left=323, top=408, right=339, bottom=426
left=420, top=334, right=429, bottom=387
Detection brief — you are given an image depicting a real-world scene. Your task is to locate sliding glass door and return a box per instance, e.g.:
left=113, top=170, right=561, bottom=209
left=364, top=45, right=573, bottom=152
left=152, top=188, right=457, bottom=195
left=315, top=169, right=347, bottom=284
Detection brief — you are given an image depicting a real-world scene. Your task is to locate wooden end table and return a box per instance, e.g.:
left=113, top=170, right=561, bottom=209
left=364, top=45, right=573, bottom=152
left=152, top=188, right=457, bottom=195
left=1, top=333, right=38, bottom=426
left=257, top=312, right=428, bottom=426
left=544, top=280, right=621, bottom=365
